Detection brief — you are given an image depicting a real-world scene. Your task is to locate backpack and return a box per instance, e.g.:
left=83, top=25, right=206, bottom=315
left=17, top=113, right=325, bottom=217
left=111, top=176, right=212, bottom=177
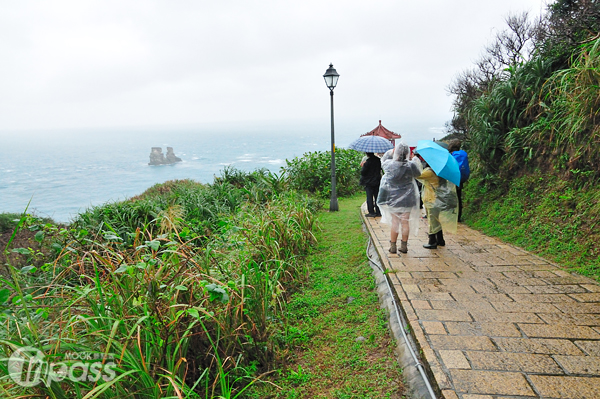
left=452, top=150, right=470, bottom=184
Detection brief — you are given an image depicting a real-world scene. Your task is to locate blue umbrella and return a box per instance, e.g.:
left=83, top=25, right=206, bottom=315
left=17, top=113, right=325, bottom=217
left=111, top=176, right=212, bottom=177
left=348, top=135, right=394, bottom=153
left=415, top=140, right=461, bottom=186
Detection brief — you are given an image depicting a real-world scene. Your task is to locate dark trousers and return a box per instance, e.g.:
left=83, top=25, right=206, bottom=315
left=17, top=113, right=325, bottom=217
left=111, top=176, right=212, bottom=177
left=365, top=185, right=380, bottom=215
left=457, top=184, right=463, bottom=222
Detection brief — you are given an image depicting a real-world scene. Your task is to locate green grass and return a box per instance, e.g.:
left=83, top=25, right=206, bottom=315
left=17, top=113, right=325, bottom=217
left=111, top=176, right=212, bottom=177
left=463, top=172, right=600, bottom=279
left=249, top=195, right=405, bottom=399
left=0, top=176, right=321, bottom=399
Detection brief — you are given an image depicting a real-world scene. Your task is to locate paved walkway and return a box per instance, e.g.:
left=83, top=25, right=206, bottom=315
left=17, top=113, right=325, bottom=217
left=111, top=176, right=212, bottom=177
left=362, top=204, right=600, bottom=399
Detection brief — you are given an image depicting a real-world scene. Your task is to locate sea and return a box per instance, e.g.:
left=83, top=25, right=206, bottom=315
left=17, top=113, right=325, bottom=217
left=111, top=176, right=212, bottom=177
left=1, top=125, right=441, bottom=224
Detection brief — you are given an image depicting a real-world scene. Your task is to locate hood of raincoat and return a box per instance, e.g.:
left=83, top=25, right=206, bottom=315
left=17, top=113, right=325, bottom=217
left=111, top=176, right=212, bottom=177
left=393, top=142, right=410, bottom=162
left=381, top=142, right=421, bottom=181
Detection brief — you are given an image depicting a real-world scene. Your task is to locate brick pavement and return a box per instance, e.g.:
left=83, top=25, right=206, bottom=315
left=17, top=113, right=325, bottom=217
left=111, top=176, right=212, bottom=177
left=362, top=204, right=600, bottom=399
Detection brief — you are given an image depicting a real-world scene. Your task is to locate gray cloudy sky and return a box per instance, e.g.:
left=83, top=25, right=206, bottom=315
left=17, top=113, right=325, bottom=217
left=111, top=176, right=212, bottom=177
left=0, top=0, right=548, bottom=136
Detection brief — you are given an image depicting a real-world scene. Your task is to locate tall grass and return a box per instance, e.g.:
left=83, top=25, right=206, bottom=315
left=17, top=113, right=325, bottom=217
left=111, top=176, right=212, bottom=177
left=529, top=37, right=600, bottom=177
left=467, top=56, right=556, bottom=176
left=0, top=168, right=319, bottom=398
left=460, top=36, right=599, bottom=184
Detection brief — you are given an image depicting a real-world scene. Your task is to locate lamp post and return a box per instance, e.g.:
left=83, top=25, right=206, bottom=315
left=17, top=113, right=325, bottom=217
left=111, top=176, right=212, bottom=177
left=323, top=63, right=340, bottom=212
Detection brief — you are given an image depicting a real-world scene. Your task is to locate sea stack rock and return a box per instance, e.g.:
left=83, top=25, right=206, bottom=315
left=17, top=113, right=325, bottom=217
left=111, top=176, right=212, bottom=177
left=149, top=147, right=166, bottom=165
left=166, top=147, right=182, bottom=163
left=148, top=147, right=182, bottom=165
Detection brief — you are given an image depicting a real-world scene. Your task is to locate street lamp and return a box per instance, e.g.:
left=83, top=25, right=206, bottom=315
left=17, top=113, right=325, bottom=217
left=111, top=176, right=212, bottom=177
left=323, top=63, right=339, bottom=212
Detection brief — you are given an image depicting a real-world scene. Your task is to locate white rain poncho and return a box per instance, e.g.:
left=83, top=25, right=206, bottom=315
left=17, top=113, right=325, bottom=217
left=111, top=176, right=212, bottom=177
left=376, top=142, right=423, bottom=236
left=417, top=167, right=459, bottom=234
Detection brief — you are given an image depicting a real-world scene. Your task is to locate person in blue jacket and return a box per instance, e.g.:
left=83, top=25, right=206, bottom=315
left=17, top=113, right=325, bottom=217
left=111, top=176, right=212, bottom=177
left=448, top=139, right=470, bottom=222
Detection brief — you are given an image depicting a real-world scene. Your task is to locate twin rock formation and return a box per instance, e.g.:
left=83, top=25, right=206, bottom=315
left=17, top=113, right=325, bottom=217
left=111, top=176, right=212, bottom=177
left=148, top=147, right=182, bottom=165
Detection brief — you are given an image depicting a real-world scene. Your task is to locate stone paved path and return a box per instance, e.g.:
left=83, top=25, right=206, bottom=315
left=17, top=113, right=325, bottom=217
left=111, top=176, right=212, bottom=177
left=362, top=205, right=600, bottom=399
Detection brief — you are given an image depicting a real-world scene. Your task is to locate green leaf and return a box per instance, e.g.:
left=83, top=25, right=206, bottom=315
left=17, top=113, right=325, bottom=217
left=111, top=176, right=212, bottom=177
left=20, top=266, right=37, bottom=274
left=36, top=308, right=49, bottom=319
left=174, top=285, right=188, bottom=291
left=114, top=265, right=129, bottom=273
left=11, top=248, right=31, bottom=255
left=206, top=284, right=228, bottom=303
left=0, top=289, right=10, bottom=304
left=104, top=233, right=123, bottom=242
left=146, top=240, right=160, bottom=251
left=34, top=231, right=45, bottom=243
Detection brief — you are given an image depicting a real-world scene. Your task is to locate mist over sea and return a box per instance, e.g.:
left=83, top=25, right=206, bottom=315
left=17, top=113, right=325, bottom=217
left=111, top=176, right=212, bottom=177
left=1, top=125, right=443, bottom=224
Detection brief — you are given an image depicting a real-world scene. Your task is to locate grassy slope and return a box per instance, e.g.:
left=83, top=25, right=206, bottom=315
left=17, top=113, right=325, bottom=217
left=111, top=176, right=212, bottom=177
left=463, top=171, right=600, bottom=279
left=250, top=195, right=404, bottom=399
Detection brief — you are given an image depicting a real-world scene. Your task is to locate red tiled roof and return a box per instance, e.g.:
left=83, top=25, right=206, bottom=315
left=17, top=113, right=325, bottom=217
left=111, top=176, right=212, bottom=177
left=360, top=120, right=401, bottom=141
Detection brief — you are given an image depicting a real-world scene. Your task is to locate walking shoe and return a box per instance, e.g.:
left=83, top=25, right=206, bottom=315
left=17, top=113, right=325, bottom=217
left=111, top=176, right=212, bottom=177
left=389, top=241, right=397, bottom=253
left=436, top=230, right=445, bottom=246
left=398, top=241, right=408, bottom=254
left=423, top=234, right=437, bottom=249
left=365, top=213, right=377, bottom=217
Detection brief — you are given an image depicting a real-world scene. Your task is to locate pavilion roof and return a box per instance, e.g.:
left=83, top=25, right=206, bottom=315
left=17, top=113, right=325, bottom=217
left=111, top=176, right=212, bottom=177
left=360, top=120, right=401, bottom=141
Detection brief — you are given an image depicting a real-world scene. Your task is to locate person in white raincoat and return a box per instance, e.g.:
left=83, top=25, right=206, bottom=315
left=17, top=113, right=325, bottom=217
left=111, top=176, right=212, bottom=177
left=376, top=142, right=423, bottom=254
left=416, top=158, right=459, bottom=249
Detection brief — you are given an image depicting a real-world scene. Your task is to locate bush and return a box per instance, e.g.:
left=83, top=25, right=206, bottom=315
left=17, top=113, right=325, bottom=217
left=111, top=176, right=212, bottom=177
left=283, top=148, right=363, bottom=198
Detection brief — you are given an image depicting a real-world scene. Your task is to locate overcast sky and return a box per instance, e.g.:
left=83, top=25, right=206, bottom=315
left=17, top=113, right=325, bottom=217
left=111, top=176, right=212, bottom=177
left=0, top=0, right=548, bottom=137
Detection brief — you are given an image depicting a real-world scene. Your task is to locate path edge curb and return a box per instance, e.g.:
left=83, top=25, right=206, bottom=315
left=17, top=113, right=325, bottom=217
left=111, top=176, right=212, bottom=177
left=360, top=205, right=446, bottom=399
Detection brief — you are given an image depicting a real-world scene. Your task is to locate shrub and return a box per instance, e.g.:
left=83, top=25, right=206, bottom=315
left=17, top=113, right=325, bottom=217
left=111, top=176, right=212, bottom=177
left=283, top=148, right=363, bottom=198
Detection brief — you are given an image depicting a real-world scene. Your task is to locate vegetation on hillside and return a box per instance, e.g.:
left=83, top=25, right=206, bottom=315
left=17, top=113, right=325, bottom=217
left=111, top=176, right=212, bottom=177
left=1, top=171, right=312, bottom=398
left=0, top=154, right=370, bottom=398
left=446, top=0, right=600, bottom=277
left=448, top=0, right=599, bottom=178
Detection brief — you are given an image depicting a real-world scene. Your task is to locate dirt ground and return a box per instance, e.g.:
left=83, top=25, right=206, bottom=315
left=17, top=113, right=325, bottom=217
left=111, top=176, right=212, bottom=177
left=0, top=229, right=40, bottom=276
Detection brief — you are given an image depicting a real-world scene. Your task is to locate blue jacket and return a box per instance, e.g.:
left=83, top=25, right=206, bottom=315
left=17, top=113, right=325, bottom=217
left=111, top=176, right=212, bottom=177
left=452, top=150, right=470, bottom=184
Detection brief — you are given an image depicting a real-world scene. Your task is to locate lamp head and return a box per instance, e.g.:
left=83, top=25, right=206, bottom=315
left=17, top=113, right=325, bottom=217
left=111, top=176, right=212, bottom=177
left=323, top=63, right=339, bottom=90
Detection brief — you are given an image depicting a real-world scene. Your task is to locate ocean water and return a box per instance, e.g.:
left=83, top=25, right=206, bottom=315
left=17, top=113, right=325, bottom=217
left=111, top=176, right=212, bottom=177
left=0, top=126, right=364, bottom=223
